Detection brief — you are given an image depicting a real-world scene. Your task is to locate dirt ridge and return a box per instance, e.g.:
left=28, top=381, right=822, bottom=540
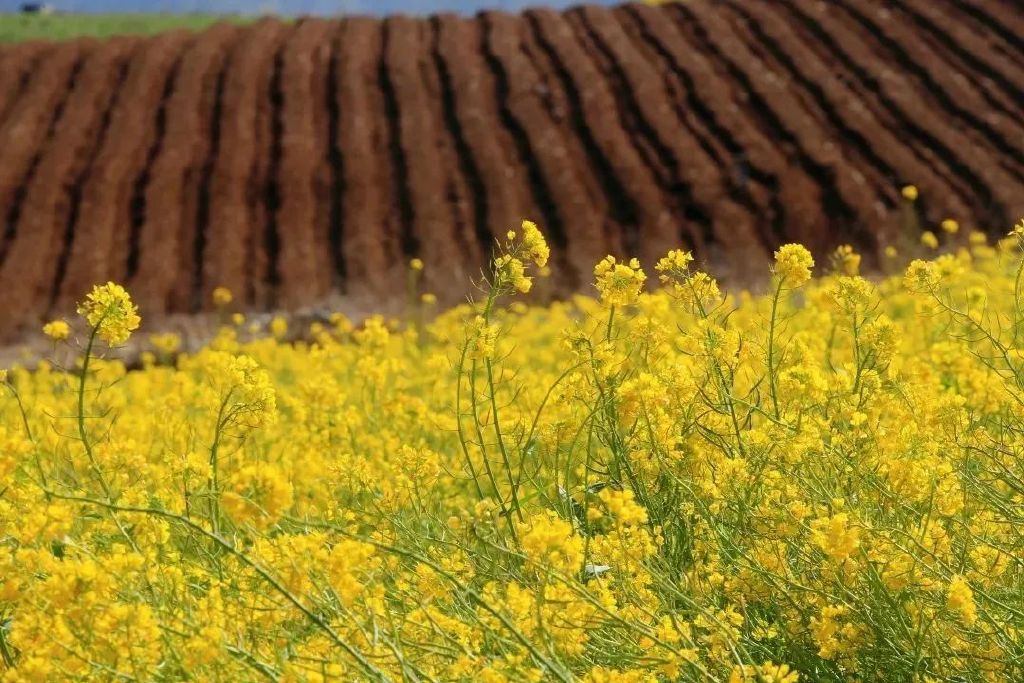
left=0, top=0, right=1019, bottom=340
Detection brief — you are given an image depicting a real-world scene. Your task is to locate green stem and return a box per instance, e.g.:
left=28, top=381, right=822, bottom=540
left=479, top=285, right=522, bottom=537
left=207, top=394, right=232, bottom=535
left=767, top=280, right=784, bottom=420
left=0, top=618, right=14, bottom=668
left=77, top=325, right=112, bottom=499
left=4, top=382, right=48, bottom=499
left=454, top=344, right=485, bottom=501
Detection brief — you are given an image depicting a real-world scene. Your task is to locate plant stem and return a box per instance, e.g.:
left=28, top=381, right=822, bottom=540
left=767, top=280, right=784, bottom=420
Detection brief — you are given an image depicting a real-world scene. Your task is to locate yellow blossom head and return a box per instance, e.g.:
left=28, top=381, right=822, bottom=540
left=830, top=245, right=860, bottom=276
left=42, top=319, right=70, bottom=342
left=519, top=220, right=550, bottom=268
left=920, top=231, right=939, bottom=250
left=494, top=255, right=532, bottom=294
left=773, top=244, right=814, bottom=288
left=410, top=258, right=424, bottom=272
left=270, top=316, right=288, bottom=340
left=149, top=332, right=181, bottom=355
left=76, top=282, right=140, bottom=345
left=901, top=184, right=918, bottom=201
left=941, top=219, right=959, bottom=235
left=904, top=259, right=939, bottom=292
left=212, top=287, right=233, bottom=308
left=594, top=255, right=646, bottom=306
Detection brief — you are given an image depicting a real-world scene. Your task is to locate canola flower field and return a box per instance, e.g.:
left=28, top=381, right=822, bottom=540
left=3, top=214, right=1024, bottom=683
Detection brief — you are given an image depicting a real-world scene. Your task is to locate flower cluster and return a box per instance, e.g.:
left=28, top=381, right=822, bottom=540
left=1, top=217, right=1023, bottom=683
left=76, top=281, right=140, bottom=345
left=594, top=255, right=646, bottom=306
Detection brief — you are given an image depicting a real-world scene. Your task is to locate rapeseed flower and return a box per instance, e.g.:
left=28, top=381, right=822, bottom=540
left=0, top=218, right=1022, bottom=682
left=773, top=244, right=814, bottom=287
left=42, top=319, right=69, bottom=341
left=76, top=282, right=140, bottom=345
left=594, top=255, right=646, bottom=306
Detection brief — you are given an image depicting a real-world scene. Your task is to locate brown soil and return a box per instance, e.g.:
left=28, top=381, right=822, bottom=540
left=0, top=1, right=1019, bottom=341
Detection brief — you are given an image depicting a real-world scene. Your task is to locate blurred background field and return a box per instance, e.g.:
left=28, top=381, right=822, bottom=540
left=0, top=0, right=620, bottom=40
left=0, top=13, right=237, bottom=40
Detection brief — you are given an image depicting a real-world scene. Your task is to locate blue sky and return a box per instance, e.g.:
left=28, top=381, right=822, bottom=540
left=2, top=0, right=613, bottom=15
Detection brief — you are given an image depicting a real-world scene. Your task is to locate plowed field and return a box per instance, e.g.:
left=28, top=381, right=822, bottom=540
left=0, top=0, right=1021, bottom=339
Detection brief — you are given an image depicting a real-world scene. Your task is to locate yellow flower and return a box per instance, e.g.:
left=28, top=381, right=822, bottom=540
left=594, top=255, right=646, bottom=306
left=519, top=510, right=583, bottom=574
left=494, top=254, right=532, bottom=294
left=212, top=286, right=233, bottom=307
left=76, top=282, right=141, bottom=345
left=831, top=244, right=860, bottom=276
left=947, top=575, right=977, bottom=626
left=149, top=332, right=181, bottom=355
left=904, top=259, right=939, bottom=292
left=655, top=249, right=694, bottom=280
left=421, top=292, right=437, bottom=305
left=729, top=662, right=799, bottom=683
left=467, top=315, right=499, bottom=360
left=941, top=219, right=959, bottom=235
left=811, top=512, right=860, bottom=563
left=920, top=231, right=939, bottom=249
left=773, top=244, right=814, bottom=287
left=270, top=316, right=288, bottom=339
left=42, top=319, right=70, bottom=341
left=520, top=219, right=550, bottom=268
left=410, top=258, right=424, bottom=272
left=901, top=184, right=919, bottom=201
left=222, top=464, right=293, bottom=530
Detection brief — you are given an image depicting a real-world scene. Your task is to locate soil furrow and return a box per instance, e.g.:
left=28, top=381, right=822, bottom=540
left=0, top=42, right=47, bottom=128
left=840, top=0, right=1024, bottom=173
left=897, top=1, right=1024, bottom=127
left=201, top=19, right=289, bottom=309
left=518, top=11, right=614, bottom=267
left=0, top=38, right=134, bottom=337
left=710, top=0, right=969, bottom=243
left=0, top=42, right=85, bottom=268
left=382, top=16, right=471, bottom=293
left=572, top=6, right=767, bottom=265
left=0, top=2, right=1016, bottom=341
left=945, top=0, right=1024, bottom=68
left=336, top=17, right=397, bottom=299
left=275, top=19, right=337, bottom=310
left=435, top=15, right=541, bottom=269
left=482, top=10, right=605, bottom=285
left=54, top=31, right=190, bottom=314
left=526, top=7, right=682, bottom=267
left=900, top=0, right=1024, bottom=101
left=619, top=3, right=826, bottom=252
left=337, top=16, right=397, bottom=296
left=740, top=0, right=982, bottom=230
left=317, top=23, right=342, bottom=292
left=325, top=24, right=345, bottom=291
left=775, top=0, right=1022, bottom=227
left=419, top=18, right=479, bottom=280
left=125, top=25, right=237, bottom=316
left=671, top=2, right=885, bottom=254
left=260, top=49, right=285, bottom=308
